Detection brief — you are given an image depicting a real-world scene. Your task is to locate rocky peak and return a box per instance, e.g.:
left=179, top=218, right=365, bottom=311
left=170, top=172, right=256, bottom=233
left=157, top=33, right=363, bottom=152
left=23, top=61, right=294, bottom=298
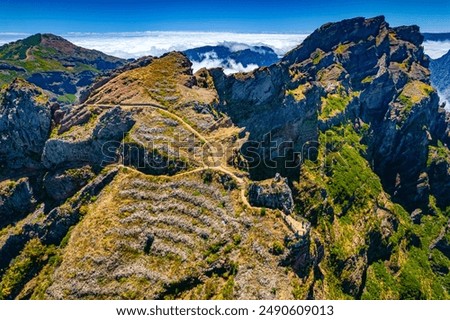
left=209, top=16, right=449, bottom=210
left=283, top=16, right=387, bottom=65
left=248, top=173, right=294, bottom=214
left=0, top=79, right=51, bottom=169
left=391, top=25, right=424, bottom=47
left=85, top=51, right=200, bottom=105
left=40, top=33, right=80, bottom=52
left=0, top=16, right=450, bottom=301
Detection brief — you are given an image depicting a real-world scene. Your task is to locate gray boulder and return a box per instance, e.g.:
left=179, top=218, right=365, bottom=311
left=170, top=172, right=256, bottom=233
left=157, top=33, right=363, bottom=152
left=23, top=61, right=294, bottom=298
left=248, top=173, right=294, bottom=214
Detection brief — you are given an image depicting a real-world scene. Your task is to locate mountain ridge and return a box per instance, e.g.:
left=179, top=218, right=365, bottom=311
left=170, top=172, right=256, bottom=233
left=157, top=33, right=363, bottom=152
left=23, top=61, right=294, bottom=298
left=0, top=33, right=126, bottom=103
left=0, top=16, right=449, bottom=300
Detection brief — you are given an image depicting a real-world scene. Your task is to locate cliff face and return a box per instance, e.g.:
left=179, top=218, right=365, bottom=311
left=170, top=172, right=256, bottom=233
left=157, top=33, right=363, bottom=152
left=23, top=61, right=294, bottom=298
left=0, top=17, right=449, bottom=300
left=210, top=16, right=449, bottom=210
left=0, top=79, right=52, bottom=169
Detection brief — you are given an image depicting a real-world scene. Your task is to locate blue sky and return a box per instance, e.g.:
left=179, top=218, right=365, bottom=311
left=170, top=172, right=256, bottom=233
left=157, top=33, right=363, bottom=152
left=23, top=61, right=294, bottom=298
left=0, top=0, right=449, bottom=33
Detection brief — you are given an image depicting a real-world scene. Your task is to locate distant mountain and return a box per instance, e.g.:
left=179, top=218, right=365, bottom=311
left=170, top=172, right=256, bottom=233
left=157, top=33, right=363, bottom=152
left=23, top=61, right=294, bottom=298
left=430, top=49, right=450, bottom=106
left=0, top=33, right=126, bottom=103
left=423, top=33, right=450, bottom=42
left=184, top=44, right=279, bottom=73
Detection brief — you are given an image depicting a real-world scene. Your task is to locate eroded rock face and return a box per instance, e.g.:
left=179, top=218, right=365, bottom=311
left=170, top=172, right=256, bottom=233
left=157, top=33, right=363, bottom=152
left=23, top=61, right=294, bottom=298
left=42, top=107, right=135, bottom=168
left=248, top=173, right=294, bottom=213
left=430, top=220, right=450, bottom=259
left=0, top=178, right=37, bottom=228
left=211, top=15, right=450, bottom=210
left=44, top=166, right=95, bottom=201
left=427, top=146, right=450, bottom=208
left=0, top=168, right=119, bottom=280
left=1, top=16, right=450, bottom=300
left=0, top=79, right=51, bottom=169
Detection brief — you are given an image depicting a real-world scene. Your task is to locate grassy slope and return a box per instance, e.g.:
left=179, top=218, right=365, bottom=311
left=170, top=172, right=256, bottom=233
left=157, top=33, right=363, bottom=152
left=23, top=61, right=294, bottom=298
left=0, top=34, right=117, bottom=88
left=294, top=122, right=449, bottom=299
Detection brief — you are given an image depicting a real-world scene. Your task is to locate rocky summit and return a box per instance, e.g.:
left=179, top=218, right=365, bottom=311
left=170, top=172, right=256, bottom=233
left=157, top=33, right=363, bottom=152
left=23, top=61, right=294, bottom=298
left=0, top=16, right=449, bottom=300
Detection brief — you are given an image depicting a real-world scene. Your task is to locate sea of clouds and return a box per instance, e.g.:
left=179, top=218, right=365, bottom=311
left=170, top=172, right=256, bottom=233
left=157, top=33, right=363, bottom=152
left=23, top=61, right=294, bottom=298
left=63, top=32, right=307, bottom=75
left=0, top=31, right=309, bottom=75
left=422, top=41, right=450, bottom=59
left=65, top=31, right=307, bottom=59
left=1, top=31, right=450, bottom=78
left=1, top=31, right=450, bottom=107
left=1, top=31, right=450, bottom=68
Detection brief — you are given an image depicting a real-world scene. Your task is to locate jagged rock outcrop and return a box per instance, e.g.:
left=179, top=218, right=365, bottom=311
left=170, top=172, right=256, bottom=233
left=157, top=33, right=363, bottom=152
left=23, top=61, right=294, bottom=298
left=283, top=224, right=313, bottom=278
left=211, top=15, right=450, bottom=210
left=0, top=178, right=37, bottom=229
left=0, top=79, right=51, bottom=169
left=56, top=104, right=102, bottom=134
left=43, top=166, right=95, bottom=201
left=426, top=144, right=450, bottom=208
left=248, top=173, right=294, bottom=213
left=1, top=16, right=450, bottom=301
left=0, top=168, right=118, bottom=279
left=42, top=107, right=135, bottom=168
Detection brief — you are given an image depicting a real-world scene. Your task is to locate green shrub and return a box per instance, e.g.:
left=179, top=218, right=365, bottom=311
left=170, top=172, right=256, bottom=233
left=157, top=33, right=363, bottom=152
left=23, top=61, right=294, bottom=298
left=219, top=276, right=234, bottom=300
left=0, top=239, right=55, bottom=299
left=271, top=241, right=284, bottom=255
left=260, top=207, right=266, bottom=216
left=202, top=170, right=213, bottom=184
left=232, top=234, right=242, bottom=245
left=399, top=270, right=424, bottom=300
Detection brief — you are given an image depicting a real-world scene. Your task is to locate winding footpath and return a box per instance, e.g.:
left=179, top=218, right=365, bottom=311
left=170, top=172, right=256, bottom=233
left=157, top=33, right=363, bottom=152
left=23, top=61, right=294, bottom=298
left=91, top=102, right=307, bottom=236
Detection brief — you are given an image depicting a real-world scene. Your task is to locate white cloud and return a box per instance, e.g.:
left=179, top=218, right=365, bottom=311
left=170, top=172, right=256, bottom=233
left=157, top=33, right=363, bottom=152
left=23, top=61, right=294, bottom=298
left=224, top=60, right=259, bottom=74
left=59, top=32, right=307, bottom=74
left=423, top=41, right=450, bottom=59
left=62, top=33, right=450, bottom=61
left=219, top=41, right=278, bottom=55
left=437, top=89, right=450, bottom=110
left=198, top=51, right=219, bottom=60
left=0, top=33, right=30, bottom=46
left=191, top=57, right=224, bottom=71
left=62, top=31, right=307, bottom=59
left=63, top=34, right=450, bottom=61
left=222, top=42, right=254, bottom=52
left=1, top=31, right=450, bottom=62
left=190, top=52, right=260, bottom=75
